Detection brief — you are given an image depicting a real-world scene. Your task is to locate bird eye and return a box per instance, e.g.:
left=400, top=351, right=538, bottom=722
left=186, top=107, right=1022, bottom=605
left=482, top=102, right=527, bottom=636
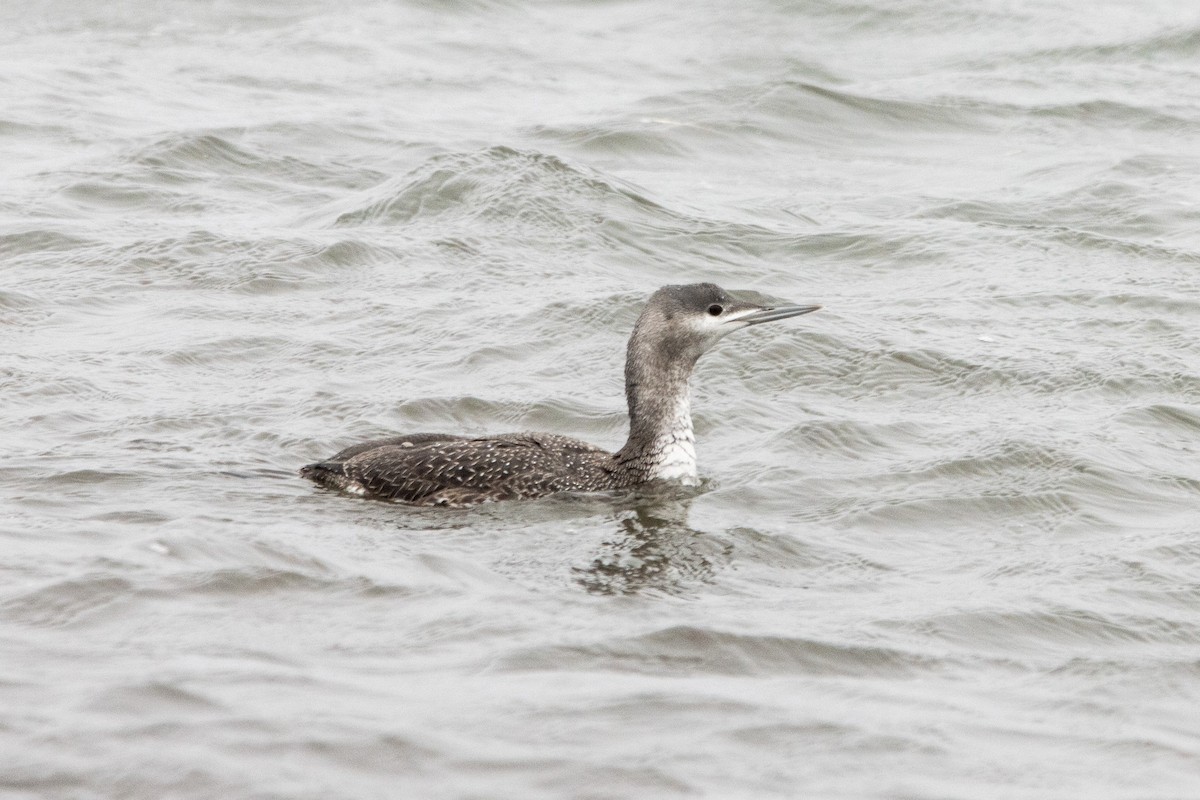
left=707, top=304, right=723, bottom=316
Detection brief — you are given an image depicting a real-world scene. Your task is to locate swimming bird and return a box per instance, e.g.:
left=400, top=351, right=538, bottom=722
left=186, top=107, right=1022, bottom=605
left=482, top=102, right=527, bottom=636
left=301, top=283, right=819, bottom=506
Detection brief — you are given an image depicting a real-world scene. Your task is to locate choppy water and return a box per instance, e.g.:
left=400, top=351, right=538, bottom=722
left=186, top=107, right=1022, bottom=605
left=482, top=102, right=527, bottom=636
left=4, top=0, right=1200, bottom=797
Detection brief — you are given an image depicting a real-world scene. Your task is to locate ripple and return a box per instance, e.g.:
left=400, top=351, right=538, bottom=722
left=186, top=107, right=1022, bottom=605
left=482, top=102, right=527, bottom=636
left=134, top=133, right=265, bottom=175
left=921, top=607, right=1200, bottom=654
left=531, top=121, right=692, bottom=159
left=1123, top=403, right=1200, bottom=435
left=85, top=681, right=226, bottom=715
left=914, top=162, right=1200, bottom=249
left=39, top=468, right=143, bottom=488
left=991, top=24, right=1200, bottom=67
left=330, top=145, right=666, bottom=232
left=170, top=566, right=413, bottom=597
left=265, top=731, right=438, bottom=773
left=106, top=230, right=356, bottom=291
left=172, top=566, right=340, bottom=595
left=1, top=575, right=133, bottom=628
left=0, top=288, right=40, bottom=310
left=622, top=80, right=993, bottom=154
left=781, top=418, right=924, bottom=461
left=1027, top=99, right=1193, bottom=131
left=498, top=625, right=938, bottom=677
left=130, top=130, right=376, bottom=190
left=57, top=179, right=209, bottom=214
left=0, top=228, right=92, bottom=256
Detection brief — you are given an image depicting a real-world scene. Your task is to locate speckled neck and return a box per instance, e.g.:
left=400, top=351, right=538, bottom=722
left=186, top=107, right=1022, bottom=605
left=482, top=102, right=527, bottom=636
left=612, top=314, right=701, bottom=483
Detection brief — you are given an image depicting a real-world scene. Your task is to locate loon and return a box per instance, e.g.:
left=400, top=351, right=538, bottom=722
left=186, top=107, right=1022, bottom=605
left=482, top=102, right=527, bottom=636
left=301, top=283, right=819, bottom=506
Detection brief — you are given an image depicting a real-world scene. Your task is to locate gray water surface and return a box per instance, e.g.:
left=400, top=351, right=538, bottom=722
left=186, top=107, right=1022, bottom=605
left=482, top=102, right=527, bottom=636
left=4, top=1, right=1200, bottom=797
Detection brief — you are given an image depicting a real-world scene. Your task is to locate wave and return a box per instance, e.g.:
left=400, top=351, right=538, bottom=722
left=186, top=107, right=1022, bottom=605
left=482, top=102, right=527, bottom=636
left=329, top=145, right=668, bottom=230
left=545, top=80, right=994, bottom=156
left=915, top=606, right=1200, bottom=653
left=914, top=177, right=1200, bottom=251
left=131, top=131, right=381, bottom=190
left=1, top=575, right=134, bottom=628
left=497, top=624, right=939, bottom=676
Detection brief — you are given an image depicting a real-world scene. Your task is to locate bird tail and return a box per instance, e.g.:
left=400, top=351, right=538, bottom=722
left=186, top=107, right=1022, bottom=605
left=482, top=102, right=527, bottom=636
left=300, top=461, right=353, bottom=492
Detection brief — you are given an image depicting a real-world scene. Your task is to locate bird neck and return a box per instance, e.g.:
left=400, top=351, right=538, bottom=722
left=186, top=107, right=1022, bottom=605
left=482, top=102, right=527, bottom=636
left=614, top=329, right=700, bottom=483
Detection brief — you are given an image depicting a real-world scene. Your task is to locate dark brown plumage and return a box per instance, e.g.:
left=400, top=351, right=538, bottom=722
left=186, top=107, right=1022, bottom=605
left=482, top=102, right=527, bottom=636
left=302, top=283, right=819, bottom=506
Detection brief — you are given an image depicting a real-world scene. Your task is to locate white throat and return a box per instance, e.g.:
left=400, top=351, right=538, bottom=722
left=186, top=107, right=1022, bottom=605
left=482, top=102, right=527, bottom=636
left=645, top=392, right=698, bottom=484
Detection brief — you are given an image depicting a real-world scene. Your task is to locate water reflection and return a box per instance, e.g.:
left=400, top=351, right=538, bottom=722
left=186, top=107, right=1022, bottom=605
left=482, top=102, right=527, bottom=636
left=573, top=493, right=733, bottom=595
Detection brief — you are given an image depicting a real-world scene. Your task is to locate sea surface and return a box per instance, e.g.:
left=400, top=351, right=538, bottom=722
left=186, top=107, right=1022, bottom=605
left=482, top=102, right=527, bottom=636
left=3, top=1, right=1200, bottom=797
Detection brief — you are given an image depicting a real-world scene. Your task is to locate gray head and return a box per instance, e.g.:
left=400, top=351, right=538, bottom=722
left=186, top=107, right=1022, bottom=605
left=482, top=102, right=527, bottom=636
left=615, top=283, right=820, bottom=474
left=629, top=282, right=821, bottom=370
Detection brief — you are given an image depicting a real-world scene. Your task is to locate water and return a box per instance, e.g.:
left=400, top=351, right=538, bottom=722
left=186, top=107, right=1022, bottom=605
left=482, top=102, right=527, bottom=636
left=4, top=0, right=1200, bottom=797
